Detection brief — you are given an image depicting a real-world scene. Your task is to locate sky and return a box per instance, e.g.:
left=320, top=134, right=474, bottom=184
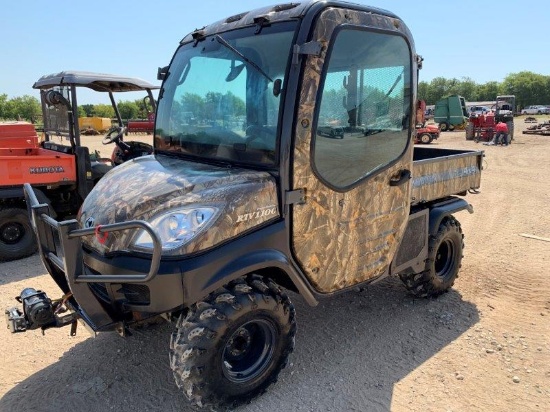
left=2, top=0, right=549, bottom=104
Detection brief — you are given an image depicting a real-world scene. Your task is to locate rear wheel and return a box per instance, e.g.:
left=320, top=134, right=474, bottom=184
left=170, top=275, right=296, bottom=409
left=399, top=216, right=463, bottom=297
left=419, top=133, right=433, bottom=144
left=0, top=208, right=37, bottom=262
left=439, top=122, right=449, bottom=132
left=448, top=124, right=455, bottom=131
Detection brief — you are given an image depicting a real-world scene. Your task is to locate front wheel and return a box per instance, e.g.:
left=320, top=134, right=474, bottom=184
left=439, top=122, right=449, bottom=132
left=170, top=275, right=296, bottom=409
left=399, top=216, right=464, bottom=297
left=0, top=208, right=37, bottom=262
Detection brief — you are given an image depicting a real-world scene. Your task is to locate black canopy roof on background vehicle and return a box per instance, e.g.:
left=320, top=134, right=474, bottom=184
left=32, top=71, right=159, bottom=92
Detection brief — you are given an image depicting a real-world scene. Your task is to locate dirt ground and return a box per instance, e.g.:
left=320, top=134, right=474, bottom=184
left=1, top=123, right=549, bottom=412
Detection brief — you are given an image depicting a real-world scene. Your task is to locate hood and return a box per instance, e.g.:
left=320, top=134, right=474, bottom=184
left=79, top=155, right=279, bottom=255
left=426, top=124, right=440, bottom=133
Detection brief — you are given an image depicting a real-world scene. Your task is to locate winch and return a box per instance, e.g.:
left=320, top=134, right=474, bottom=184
left=5, top=288, right=78, bottom=334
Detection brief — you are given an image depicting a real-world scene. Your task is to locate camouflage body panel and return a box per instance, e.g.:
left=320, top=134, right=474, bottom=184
left=78, top=155, right=279, bottom=255
left=411, top=149, right=483, bottom=205
left=292, top=7, right=416, bottom=293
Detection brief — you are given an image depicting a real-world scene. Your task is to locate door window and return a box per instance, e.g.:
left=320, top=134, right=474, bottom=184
left=313, top=28, right=412, bottom=189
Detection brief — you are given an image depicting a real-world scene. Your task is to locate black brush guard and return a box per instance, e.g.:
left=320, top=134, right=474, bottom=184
left=22, top=183, right=162, bottom=332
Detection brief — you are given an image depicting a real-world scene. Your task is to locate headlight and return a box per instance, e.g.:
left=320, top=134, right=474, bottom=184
left=132, top=206, right=220, bottom=251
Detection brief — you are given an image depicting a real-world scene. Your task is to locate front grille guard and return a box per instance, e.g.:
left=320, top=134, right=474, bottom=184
left=23, top=183, right=162, bottom=331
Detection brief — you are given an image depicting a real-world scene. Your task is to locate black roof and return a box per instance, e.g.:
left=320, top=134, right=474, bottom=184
left=33, top=71, right=159, bottom=92
left=180, top=0, right=397, bottom=43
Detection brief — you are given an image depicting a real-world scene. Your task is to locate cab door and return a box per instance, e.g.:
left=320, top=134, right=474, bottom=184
left=291, top=8, right=416, bottom=293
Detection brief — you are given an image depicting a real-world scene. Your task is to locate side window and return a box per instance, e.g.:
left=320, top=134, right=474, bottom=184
left=313, top=28, right=412, bottom=189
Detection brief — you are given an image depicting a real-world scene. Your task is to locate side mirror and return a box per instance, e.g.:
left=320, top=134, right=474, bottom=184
left=157, top=66, right=169, bottom=81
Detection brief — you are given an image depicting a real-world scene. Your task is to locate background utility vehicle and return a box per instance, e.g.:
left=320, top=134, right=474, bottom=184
left=8, top=1, right=483, bottom=409
left=0, top=72, right=157, bottom=261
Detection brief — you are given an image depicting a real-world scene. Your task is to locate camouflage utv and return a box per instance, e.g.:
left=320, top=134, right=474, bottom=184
left=8, top=1, right=483, bottom=409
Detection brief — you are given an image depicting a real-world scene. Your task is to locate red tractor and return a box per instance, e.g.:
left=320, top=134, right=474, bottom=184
left=465, top=95, right=515, bottom=143
left=465, top=112, right=496, bottom=142
left=415, top=100, right=440, bottom=144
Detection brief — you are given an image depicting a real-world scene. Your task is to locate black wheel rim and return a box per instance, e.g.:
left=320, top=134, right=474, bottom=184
left=222, top=319, right=277, bottom=383
left=0, top=221, right=25, bottom=245
left=435, top=238, right=454, bottom=280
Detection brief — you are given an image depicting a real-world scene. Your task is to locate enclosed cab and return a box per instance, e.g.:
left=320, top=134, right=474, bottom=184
left=9, top=1, right=483, bottom=409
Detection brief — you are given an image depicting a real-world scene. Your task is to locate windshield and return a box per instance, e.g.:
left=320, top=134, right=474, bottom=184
left=155, top=22, right=297, bottom=166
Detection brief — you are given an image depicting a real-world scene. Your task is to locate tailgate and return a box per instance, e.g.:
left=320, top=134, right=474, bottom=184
left=0, top=147, right=77, bottom=185
left=411, top=147, right=483, bottom=205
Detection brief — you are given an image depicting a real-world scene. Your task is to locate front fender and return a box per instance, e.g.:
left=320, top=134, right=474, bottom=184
left=181, top=234, right=318, bottom=307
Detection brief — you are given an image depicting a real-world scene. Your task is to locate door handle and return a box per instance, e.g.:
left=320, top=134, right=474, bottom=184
left=389, top=169, right=411, bottom=186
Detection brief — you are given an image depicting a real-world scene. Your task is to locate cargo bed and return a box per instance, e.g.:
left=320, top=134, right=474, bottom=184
left=411, top=147, right=483, bottom=205
left=0, top=146, right=77, bottom=186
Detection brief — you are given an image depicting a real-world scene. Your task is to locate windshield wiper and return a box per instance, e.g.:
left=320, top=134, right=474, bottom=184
left=215, top=34, right=273, bottom=83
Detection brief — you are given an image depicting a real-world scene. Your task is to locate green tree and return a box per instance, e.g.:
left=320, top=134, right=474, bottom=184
left=418, top=81, right=429, bottom=102
left=426, top=77, right=449, bottom=104
left=180, top=93, right=206, bottom=120
left=118, top=101, right=140, bottom=120
left=0, top=94, right=8, bottom=120
left=500, top=71, right=549, bottom=110
left=476, top=81, right=500, bottom=101
left=134, top=97, right=154, bottom=118
left=92, top=104, right=115, bottom=118
left=456, top=77, right=478, bottom=101
left=223, top=91, right=245, bottom=117
left=3, top=95, right=41, bottom=122
left=81, top=104, right=94, bottom=117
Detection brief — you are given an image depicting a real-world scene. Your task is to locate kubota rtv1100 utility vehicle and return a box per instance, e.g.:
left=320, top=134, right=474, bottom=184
left=0, top=72, right=158, bottom=261
left=8, top=2, right=483, bottom=409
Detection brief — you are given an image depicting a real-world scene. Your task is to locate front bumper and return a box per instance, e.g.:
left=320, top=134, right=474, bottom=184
left=22, top=183, right=179, bottom=332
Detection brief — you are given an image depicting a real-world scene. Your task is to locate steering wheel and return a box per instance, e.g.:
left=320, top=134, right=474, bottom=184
left=102, top=126, right=127, bottom=145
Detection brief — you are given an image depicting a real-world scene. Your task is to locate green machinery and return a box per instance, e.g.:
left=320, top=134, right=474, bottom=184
left=434, top=95, right=469, bottom=131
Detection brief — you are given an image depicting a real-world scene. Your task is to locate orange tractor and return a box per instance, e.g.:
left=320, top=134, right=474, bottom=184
left=0, top=71, right=158, bottom=261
